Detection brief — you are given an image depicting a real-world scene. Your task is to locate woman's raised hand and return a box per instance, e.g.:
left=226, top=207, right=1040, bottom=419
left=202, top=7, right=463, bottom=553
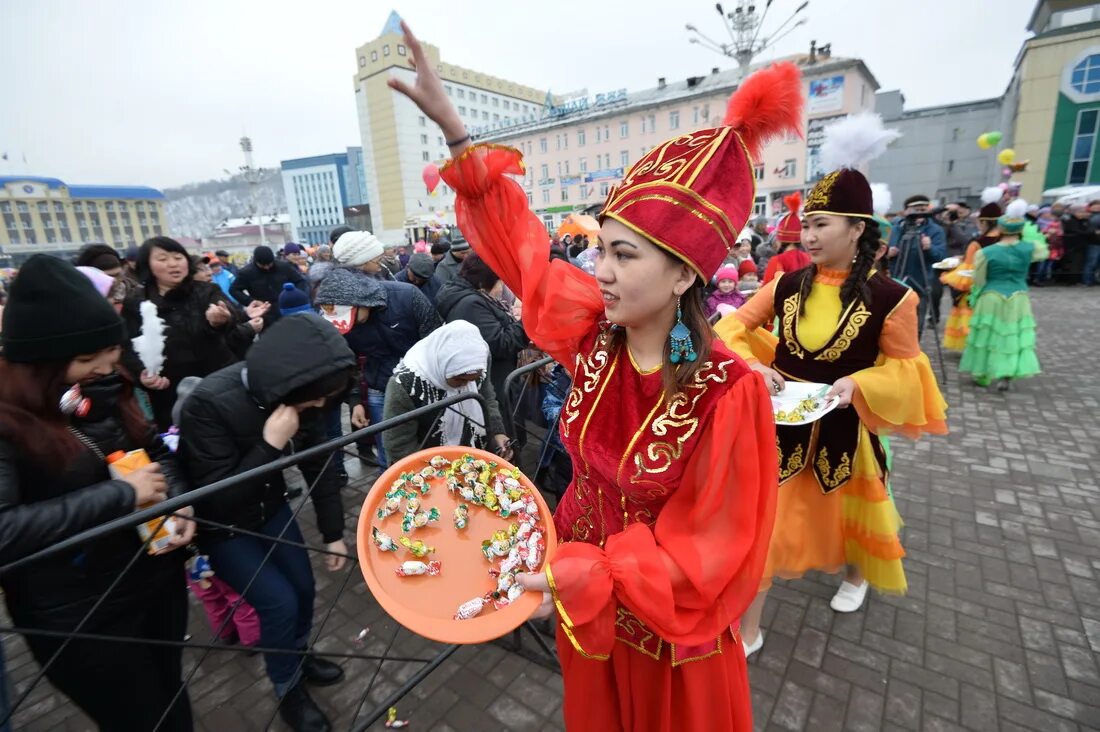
left=386, top=21, right=468, bottom=146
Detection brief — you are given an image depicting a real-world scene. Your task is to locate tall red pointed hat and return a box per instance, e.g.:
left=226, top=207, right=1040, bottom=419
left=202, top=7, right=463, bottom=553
left=775, top=190, right=803, bottom=243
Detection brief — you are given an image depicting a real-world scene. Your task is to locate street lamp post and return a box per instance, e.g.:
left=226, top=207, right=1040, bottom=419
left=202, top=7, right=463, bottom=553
left=687, top=0, right=809, bottom=78
left=238, top=136, right=267, bottom=249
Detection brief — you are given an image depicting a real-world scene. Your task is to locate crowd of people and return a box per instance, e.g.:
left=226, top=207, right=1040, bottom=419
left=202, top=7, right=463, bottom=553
left=0, top=20, right=1085, bottom=732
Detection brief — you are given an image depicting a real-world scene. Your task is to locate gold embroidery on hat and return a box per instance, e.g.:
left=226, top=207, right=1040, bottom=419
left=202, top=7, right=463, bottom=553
left=805, top=170, right=841, bottom=212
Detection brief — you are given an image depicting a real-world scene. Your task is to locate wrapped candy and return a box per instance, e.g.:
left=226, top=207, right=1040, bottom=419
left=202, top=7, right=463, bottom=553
left=410, top=474, right=429, bottom=494
left=454, top=503, right=470, bottom=530
left=498, top=546, right=522, bottom=576
left=402, top=506, right=440, bottom=533
left=372, top=527, right=398, bottom=552
left=399, top=536, right=435, bottom=558
left=384, top=706, right=409, bottom=728
left=491, top=583, right=524, bottom=610
left=376, top=490, right=407, bottom=520
left=429, top=455, right=451, bottom=470
left=395, top=560, right=441, bottom=577
left=524, top=531, right=544, bottom=571
left=481, top=529, right=511, bottom=561
left=454, top=596, right=486, bottom=620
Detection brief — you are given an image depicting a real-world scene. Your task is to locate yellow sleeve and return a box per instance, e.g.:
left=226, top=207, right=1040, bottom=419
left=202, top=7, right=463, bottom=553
left=714, top=277, right=779, bottom=364
left=849, top=292, right=948, bottom=440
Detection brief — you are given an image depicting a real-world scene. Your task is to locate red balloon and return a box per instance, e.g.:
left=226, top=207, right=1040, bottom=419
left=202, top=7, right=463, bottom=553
left=422, top=163, right=441, bottom=193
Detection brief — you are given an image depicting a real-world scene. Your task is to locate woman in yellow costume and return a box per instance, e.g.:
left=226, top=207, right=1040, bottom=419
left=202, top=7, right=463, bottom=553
left=716, top=113, right=948, bottom=656
left=941, top=187, right=1003, bottom=351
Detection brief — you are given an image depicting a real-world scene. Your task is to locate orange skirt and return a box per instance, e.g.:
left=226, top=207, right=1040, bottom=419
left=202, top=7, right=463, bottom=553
left=762, top=427, right=907, bottom=593
left=557, top=625, right=753, bottom=731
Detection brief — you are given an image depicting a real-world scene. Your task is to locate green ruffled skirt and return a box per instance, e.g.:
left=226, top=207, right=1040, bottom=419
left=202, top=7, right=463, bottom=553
left=959, top=291, right=1040, bottom=381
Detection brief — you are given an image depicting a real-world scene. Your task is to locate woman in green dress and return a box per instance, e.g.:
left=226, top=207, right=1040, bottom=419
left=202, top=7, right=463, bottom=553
left=960, top=199, right=1048, bottom=391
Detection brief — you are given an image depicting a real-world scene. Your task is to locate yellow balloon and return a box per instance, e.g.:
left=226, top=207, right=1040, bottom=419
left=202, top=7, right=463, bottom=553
left=977, top=134, right=993, bottom=150
left=997, top=148, right=1017, bottom=165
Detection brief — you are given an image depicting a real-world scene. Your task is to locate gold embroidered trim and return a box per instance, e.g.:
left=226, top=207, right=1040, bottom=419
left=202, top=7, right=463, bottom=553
left=617, top=397, right=666, bottom=486
left=559, top=622, right=610, bottom=661
left=670, top=632, right=724, bottom=668
left=605, top=179, right=741, bottom=249
left=781, top=294, right=805, bottom=359
left=779, top=440, right=805, bottom=482
left=545, top=563, right=575, bottom=628
left=616, top=193, right=735, bottom=254
left=815, top=447, right=853, bottom=490
left=804, top=170, right=840, bottom=213
left=575, top=351, right=620, bottom=545
left=601, top=212, right=708, bottom=280
left=816, top=302, right=871, bottom=362
left=626, top=347, right=662, bottom=375
left=615, top=607, right=662, bottom=660
left=438, top=142, right=526, bottom=176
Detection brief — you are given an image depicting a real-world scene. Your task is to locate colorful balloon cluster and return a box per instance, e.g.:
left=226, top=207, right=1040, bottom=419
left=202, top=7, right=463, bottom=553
left=976, top=131, right=1003, bottom=149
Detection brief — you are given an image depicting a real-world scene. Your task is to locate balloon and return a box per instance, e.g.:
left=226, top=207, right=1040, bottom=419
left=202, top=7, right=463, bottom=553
left=422, top=163, right=441, bottom=193
left=997, top=148, right=1017, bottom=165
left=987, top=131, right=1003, bottom=145
left=977, top=134, right=993, bottom=150
left=1002, top=167, right=1013, bottom=177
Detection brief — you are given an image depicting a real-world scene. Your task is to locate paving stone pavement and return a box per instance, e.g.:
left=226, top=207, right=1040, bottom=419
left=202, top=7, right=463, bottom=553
left=3, top=286, right=1099, bottom=731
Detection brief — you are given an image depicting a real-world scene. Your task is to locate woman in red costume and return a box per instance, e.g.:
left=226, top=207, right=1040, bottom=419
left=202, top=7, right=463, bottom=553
left=389, top=22, right=799, bottom=732
left=763, top=191, right=811, bottom=283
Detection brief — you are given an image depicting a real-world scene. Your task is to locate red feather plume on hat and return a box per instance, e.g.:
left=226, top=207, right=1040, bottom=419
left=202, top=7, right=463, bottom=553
left=783, top=190, right=802, bottom=216
left=722, top=62, right=804, bottom=159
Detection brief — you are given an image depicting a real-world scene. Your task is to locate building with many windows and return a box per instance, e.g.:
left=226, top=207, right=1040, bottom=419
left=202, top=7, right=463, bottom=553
left=352, top=11, right=550, bottom=241
left=280, top=148, right=369, bottom=245
left=475, top=50, right=879, bottom=229
left=0, top=175, right=166, bottom=265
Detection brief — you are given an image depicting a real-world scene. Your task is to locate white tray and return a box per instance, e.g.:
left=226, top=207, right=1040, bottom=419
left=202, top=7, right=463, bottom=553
left=771, top=381, right=840, bottom=427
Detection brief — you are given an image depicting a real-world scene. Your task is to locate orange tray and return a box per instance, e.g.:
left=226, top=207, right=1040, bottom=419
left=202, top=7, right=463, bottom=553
left=356, top=446, right=557, bottom=644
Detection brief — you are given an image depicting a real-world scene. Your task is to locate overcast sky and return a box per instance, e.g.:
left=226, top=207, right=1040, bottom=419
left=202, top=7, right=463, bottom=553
left=0, top=0, right=1035, bottom=190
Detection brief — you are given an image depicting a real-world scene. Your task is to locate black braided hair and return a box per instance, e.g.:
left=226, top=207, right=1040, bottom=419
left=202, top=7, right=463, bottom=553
left=797, top=218, right=882, bottom=314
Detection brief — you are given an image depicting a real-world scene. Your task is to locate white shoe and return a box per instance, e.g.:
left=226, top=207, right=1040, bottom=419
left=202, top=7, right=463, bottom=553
left=830, top=580, right=869, bottom=613
left=742, top=629, right=764, bottom=658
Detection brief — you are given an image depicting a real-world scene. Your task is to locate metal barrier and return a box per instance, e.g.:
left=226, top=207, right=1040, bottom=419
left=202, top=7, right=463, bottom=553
left=0, top=385, right=559, bottom=730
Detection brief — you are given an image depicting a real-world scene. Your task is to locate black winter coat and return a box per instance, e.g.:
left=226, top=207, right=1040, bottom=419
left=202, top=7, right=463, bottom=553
left=177, top=314, right=354, bottom=546
left=0, top=375, right=188, bottom=630
left=121, top=279, right=254, bottom=430
left=436, top=277, right=530, bottom=396
left=394, top=267, right=443, bottom=306
left=229, top=261, right=307, bottom=322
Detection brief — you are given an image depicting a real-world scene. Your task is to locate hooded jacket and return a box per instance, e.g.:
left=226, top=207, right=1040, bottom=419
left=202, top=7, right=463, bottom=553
left=177, top=314, right=354, bottom=545
left=435, top=277, right=529, bottom=396
left=0, top=375, right=187, bottom=629
left=229, top=260, right=307, bottom=322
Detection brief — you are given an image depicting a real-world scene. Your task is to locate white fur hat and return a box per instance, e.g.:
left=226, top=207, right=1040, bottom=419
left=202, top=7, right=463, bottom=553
left=333, top=230, right=384, bottom=266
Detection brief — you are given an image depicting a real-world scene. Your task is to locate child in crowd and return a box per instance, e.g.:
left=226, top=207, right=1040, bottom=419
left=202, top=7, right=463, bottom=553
left=705, top=265, right=746, bottom=317
left=737, top=259, right=761, bottom=296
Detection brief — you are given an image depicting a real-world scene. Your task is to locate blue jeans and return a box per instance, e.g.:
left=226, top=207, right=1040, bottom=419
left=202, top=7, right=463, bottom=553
left=1084, top=244, right=1100, bottom=285
left=368, top=388, right=388, bottom=468
left=206, top=505, right=315, bottom=695
left=1035, top=258, right=1054, bottom=282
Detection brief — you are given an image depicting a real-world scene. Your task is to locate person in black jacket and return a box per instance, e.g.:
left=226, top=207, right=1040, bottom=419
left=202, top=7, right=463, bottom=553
left=316, top=268, right=441, bottom=469
left=435, top=252, right=529, bottom=398
left=177, top=314, right=353, bottom=732
left=121, top=236, right=263, bottom=431
left=0, top=255, right=195, bottom=731
left=394, top=252, right=443, bottom=306
left=229, top=245, right=308, bottom=324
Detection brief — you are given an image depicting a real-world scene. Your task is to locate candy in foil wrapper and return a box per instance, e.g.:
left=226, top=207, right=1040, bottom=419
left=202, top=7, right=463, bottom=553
left=492, top=583, right=524, bottom=610
left=402, top=506, right=440, bottom=533
left=385, top=706, right=409, bottom=728
left=398, top=536, right=435, bottom=558
left=376, top=491, right=406, bottom=520
left=453, top=596, right=486, bottom=620
left=395, top=560, right=441, bottom=577
left=524, top=531, right=545, bottom=570
left=372, top=527, right=398, bottom=552
left=453, top=503, right=470, bottom=530
left=429, top=455, right=451, bottom=470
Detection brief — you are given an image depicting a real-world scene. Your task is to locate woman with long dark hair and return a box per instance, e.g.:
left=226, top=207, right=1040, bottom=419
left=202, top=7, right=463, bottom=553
left=390, top=22, right=786, bottom=730
left=122, top=236, right=265, bottom=430
left=0, top=256, right=195, bottom=731
left=717, top=160, right=948, bottom=656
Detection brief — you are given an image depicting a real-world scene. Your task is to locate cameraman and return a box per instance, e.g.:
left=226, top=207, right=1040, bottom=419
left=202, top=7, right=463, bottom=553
left=888, top=194, right=947, bottom=333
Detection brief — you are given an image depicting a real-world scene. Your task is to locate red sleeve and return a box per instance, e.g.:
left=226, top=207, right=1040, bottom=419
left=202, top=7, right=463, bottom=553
left=763, top=255, right=781, bottom=284
left=439, top=144, right=605, bottom=370
left=546, top=370, right=779, bottom=656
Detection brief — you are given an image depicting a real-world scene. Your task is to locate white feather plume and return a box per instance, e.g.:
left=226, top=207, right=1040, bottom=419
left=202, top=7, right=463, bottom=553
left=819, top=112, right=902, bottom=170
left=132, top=300, right=166, bottom=376
left=1004, top=198, right=1029, bottom=219
left=870, top=183, right=892, bottom=217
left=981, top=186, right=1003, bottom=205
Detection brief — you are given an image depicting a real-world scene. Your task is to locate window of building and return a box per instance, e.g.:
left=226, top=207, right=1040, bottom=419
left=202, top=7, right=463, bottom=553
left=669, top=111, right=680, bottom=129
left=600, top=182, right=610, bottom=196
left=458, top=105, right=467, bottom=115
left=457, top=88, right=466, bottom=99
left=542, top=189, right=551, bottom=204
left=480, top=94, right=488, bottom=103
left=398, top=44, right=406, bottom=56
left=482, top=111, right=489, bottom=121
left=540, top=137, right=548, bottom=153
left=493, top=113, right=500, bottom=122
left=947, top=159, right=955, bottom=173
left=383, top=45, right=391, bottom=56
left=620, top=120, right=629, bottom=138
left=579, top=157, right=587, bottom=173
left=540, top=163, right=549, bottom=179
left=420, top=134, right=428, bottom=144
left=779, top=159, right=797, bottom=179
left=37, top=201, right=49, bottom=214
left=1072, top=54, right=1100, bottom=95
left=503, top=100, right=510, bottom=110
left=564, top=160, right=570, bottom=175
left=445, top=85, right=453, bottom=96
left=371, top=50, right=378, bottom=62
left=422, top=151, right=431, bottom=161
left=604, top=125, right=610, bottom=141
left=621, top=150, right=629, bottom=167
left=556, top=134, right=562, bottom=151
left=753, top=163, right=764, bottom=180
left=1068, top=108, right=1099, bottom=184
left=648, top=114, right=656, bottom=132
left=359, top=56, right=366, bottom=67
left=753, top=195, right=767, bottom=217
left=702, top=104, right=710, bottom=121
left=578, top=129, right=586, bottom=146
left=492, top=98, right=499, bottom=108
left=561, top=187, right=569, bottom=202
left=419, top=116, right=426, bottom=127
left=527, top=191, right=534, bottom=205
left=693, top=106, right=700, bottom=125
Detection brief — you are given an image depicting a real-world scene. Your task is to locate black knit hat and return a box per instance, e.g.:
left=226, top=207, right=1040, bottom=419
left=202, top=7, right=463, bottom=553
left=1, top=255, right=126, bottom=363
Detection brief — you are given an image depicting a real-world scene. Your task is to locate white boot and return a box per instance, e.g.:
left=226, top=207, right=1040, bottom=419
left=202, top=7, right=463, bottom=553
left=742, top=629, right=765, bottom=658
left=830, top=580, right=869, bottom=613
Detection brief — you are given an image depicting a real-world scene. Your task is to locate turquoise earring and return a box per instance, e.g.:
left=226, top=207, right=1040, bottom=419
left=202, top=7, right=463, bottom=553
left=669, top=297, right=697, bottom=364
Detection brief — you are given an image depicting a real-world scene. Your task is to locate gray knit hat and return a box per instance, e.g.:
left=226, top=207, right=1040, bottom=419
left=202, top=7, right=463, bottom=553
left=407, top=253, right=436, bottom=279
left=315, top=267, right=386, bottom=309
